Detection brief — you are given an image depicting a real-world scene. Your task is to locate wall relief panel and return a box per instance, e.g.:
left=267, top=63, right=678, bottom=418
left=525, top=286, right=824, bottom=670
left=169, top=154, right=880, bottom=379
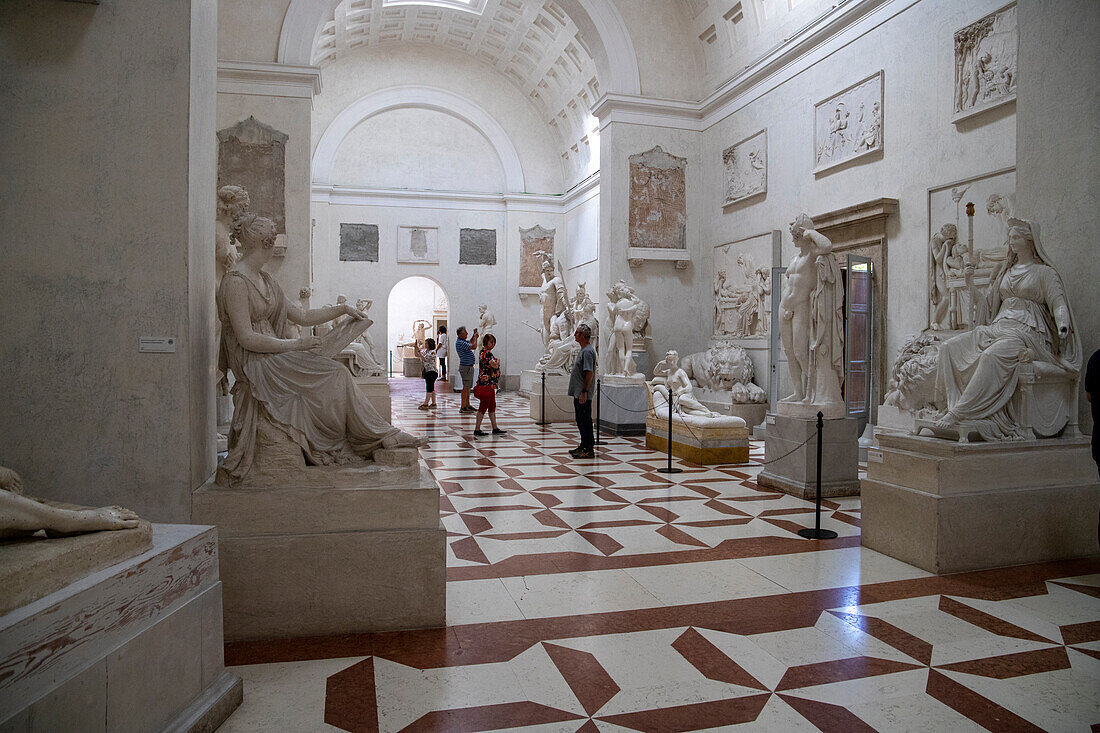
left=722, top=129, right=767, bottom=206
left=339, top=223, right=379, bottom=262
left=953, top=3, right=1017, bottom=123
left=813, top=71, right=883, bottom=175
left=397, top=226, right=439, bottom=264
left=519, top=225, right=555, bottom=288
left=459, top=228, right=497, bottom=266
left=713, top=232, right=773, bottom=339
left=629, top=146, right=687, bottom=250
left=217, top=116, right=287, bottom=234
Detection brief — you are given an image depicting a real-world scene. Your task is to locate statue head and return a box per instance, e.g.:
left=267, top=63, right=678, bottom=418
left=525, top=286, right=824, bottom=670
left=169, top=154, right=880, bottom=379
left=939, top=223, right=957, bottom=240
left=336, top=294, right=347, bottom=305
left=663, top=350, right=679, bottom=367
left=478, top=304, right=487, bottom=315
left=1006, top=218, right=1038, bottom=260
left=986, top=193, right=1007, bottom=216
left=235, top=213, right=278, bottom=253
left=789, top=213, right=814, bottom=240
left=356, top=298, right=372, bottom=312
left=216, top=185, right=250, bottom=219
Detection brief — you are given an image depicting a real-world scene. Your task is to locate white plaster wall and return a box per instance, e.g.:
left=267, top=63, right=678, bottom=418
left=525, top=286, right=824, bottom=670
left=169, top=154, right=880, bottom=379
left=599, top=124, right=708, bottom=372
left=311, top=199, right=560, bottom=381
left=698, top=0, right=1018, bottom=385
left=563, top=189, right=601, bottom=303
left=217, top=91, right=314, bottom=297
left=312, top=43, right=565, bottom=194
left=610, top=0, right=704, bottom=100
left=332, top=108, right=506, bottom=193
left=217, top=0, right=289, bottom=63
left=1016, top=0, right=1100, bottom=435
left=0, top=0, right=217, bottom=522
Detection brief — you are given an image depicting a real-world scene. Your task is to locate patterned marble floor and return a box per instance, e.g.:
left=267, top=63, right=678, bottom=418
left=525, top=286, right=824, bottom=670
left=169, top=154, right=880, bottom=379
left=220, top=378, right=1100, bottom=732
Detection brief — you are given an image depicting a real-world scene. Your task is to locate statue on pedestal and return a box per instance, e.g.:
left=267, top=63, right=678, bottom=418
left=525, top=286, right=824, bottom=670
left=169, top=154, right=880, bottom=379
left=1, top=466, right=138, bottom=538
left=216, top=214, right=424, bottom=486
left=477, top=304, right=496, bottom=336
left=535, top=251, right=569, bottom=349
left=604, top=280, right=645, bottom=378
left=215, top=185, right=249, bottom=286
left=651, top=351, right=719, bottom=418
left=778, top=214, right=845, bottom=418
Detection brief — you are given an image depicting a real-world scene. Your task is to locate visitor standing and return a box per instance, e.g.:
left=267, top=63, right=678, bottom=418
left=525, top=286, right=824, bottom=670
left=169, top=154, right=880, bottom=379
left=455, top=326, right=479, bottom=413
left=568, top=324, right=597, bottom=458
left=473, top=334, right=506, bottom=437
left=436, top=324, right=449, bottom=381
left=417, top=338, right=438, bottom=410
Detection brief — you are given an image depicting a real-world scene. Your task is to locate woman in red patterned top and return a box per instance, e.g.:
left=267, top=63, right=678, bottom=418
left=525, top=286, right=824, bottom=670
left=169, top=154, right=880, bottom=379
left=473, top=334, right=506, bottom=437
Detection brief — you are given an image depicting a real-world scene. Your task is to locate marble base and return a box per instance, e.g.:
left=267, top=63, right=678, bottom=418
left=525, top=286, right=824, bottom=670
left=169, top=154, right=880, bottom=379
left=527, top=373, right=573, bottom=423
left=757, top=414, right=861, bottom=499
left=696, top=388, right=768, bottom=427
left=402, top=356, right=423, bottom=378
left=0, top=524, right=241, bottom=733
left=861, top=432, right=1100, bottom=574
left=519, top=368, right=566, bottom=397
left=0, top=520, right=152, bottom=615
left=645, top=418, right=750, bottom=464
left=352, top=373, right=391, bottom=423
left=597, top=378, right=648, bottom=436
left=192, top=456, right=446, bottom=641
left=776, top=398, right=847, bottom=420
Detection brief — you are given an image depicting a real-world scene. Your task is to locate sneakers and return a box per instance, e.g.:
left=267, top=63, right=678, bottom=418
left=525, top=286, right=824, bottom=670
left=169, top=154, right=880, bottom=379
left=572, top=448, right=595, bottom=459
left=417, top=404, right=430, bottom=410
left=473, top=429, right=488, bottom=437
left=460, top=406, right=477, bottom=413
left=491, top=428, right=507, bottom=435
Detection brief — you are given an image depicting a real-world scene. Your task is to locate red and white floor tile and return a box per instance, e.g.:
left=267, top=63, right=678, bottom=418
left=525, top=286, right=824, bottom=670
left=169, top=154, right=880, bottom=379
left=220, top=379, right=1100, bottom=732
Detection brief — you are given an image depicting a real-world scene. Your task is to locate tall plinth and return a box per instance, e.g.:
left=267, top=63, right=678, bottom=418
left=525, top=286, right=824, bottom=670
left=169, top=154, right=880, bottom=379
left=757, top=412, right=861, bottom=498
left=598, top=375, right=648, bottom=436
left=862, top=432, right=1099, bottom=574
left=192, top=448, right=446, bottom=641
left=523, top=371, right=573, bottom=423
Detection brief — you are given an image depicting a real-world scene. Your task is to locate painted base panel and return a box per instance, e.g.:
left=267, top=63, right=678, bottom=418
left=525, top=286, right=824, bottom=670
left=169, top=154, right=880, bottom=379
left=0, top=524, right=240, bottom=733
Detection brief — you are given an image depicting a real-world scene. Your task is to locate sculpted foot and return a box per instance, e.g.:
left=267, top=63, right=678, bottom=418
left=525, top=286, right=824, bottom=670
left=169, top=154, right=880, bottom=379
left=383, top=431, right=429, bottom=449
left=932, top=411, right=958, bottom=429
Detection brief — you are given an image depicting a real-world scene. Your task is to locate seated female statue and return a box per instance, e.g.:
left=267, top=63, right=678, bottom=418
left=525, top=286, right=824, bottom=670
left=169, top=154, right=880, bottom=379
left=933, top=218, right=1080, bottom=440
left=217, top=214, right=424, bottom=485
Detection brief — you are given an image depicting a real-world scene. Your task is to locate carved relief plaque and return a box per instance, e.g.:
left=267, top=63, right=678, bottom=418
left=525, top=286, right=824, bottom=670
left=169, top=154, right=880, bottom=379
left=953, top=3, right=1017, bottom=123
left=813, top=71, right=883, bottom=175
left=723, top=129, right=767, bottom=206
left=217, top=116, right=288, bottom=233
left=628, top=146, right=687, bottom=250
left=519, top=225, right=556, bottom=288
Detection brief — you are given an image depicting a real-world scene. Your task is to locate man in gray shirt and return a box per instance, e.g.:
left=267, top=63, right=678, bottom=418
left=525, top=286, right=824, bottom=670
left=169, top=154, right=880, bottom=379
left=567, top=323, right=597, bottom=458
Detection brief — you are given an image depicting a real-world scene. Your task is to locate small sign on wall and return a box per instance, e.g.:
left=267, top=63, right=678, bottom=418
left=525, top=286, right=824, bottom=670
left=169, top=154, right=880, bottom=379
left=139, top=337, right=176, bottom=353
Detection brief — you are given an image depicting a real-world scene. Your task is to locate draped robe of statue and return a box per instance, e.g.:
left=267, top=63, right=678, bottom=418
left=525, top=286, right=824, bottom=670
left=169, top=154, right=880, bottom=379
left=937, top=225, right=1080, bottom=440
left=217, top=270, right=398, bottom=484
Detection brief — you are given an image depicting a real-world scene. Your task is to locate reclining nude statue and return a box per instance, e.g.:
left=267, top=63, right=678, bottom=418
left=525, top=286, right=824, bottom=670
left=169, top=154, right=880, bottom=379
left=930, top=218, right=1080, bottom=440
left=1, top=466, right=139, bottom=538
left=217, top=213, right=425, bottom=486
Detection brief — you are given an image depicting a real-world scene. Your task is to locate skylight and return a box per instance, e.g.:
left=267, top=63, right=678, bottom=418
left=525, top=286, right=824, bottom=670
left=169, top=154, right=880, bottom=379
left=380, top=0, right=487, bottom=15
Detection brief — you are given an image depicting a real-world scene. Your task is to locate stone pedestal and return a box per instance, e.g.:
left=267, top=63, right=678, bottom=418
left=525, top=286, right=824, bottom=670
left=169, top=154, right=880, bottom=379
left=696, top=387, right=768, bottom=427
left=0, top=524, right=241, bottom=733
left=646, top=417, right=750, bottom=464
left=862, top=432, right=1100, bottom=574
left=352, top=373, right=391, bottom=423
left=402, top=356, right=423, bottom=377
left=192, top=450, right=446, bottom=641
left=757, top=414, right=861, bottom=498
left=525, top=372, right=572, bottom=423
left=597, top=376, right=648, bottom=435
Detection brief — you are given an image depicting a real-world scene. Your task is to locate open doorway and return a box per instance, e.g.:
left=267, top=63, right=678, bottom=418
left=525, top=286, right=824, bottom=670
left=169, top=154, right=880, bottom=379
left=387, top=276, right=449, bottom=378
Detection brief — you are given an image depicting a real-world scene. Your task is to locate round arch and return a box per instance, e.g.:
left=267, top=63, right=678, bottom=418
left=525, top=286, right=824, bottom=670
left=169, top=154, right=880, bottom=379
left=277, top=0, right=641, bottom=95
left=312, top=85, right=525, bottom=192
left=386, top=275, right=450, bottom=377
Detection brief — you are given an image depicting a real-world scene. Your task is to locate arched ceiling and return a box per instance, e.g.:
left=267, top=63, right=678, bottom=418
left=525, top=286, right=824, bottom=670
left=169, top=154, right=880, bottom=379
left=311, top=0, right=605, bottom=186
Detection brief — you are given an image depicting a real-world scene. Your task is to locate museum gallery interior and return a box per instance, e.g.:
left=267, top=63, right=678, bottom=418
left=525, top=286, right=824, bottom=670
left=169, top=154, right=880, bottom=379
left=2, top=0, right=1099, bottom=730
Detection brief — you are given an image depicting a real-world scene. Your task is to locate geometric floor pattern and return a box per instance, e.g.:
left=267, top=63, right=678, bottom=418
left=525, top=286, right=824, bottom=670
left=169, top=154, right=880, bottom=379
left=220, top=378, right=1100, bottom=732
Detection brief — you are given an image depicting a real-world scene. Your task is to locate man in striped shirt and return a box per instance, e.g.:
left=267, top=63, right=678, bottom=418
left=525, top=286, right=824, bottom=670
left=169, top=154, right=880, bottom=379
left=455, top=326, right=479, bottom=413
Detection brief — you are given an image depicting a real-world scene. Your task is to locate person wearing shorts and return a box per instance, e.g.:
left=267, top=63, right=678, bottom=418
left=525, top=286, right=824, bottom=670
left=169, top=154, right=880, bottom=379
left=455, top=326, right=479, bottom=412
left=473, top=334, right=506, bottom=437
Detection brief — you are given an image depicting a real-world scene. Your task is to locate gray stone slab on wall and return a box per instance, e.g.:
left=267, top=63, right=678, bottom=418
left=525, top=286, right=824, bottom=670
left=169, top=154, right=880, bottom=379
left=340, top=223, right=379, bottom=262
left=217, top=116, right=287, bottom=233
left=459, top=228, right=497, bottom=265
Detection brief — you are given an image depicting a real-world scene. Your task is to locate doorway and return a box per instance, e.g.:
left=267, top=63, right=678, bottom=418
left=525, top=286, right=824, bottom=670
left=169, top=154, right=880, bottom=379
left=387, top=276, right=449, bottom=377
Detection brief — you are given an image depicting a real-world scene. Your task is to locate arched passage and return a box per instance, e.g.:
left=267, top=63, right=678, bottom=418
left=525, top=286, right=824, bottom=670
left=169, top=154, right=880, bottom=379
left=312, top=85, right=525, bottom=191
left=387, top=275, right=449, bottom=378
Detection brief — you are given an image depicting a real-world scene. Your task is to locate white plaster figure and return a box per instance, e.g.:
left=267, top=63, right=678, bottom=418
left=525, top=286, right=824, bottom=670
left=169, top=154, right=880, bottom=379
left=215, top=185, right=249, bottom=285
left=735, top=254, right=771, bottom=337
left=572, top=283, right=599, bottom=349
left=0, top=466, right=139, bottom=539
left=932, top=218, right=1080, bottom=440
left=929, top=224, right=959, bottom=331
left=883, top=333, right=943, bottom=414
left=477, top=304, right=496, bottom=336
left=535, top=250, right=569, bottom=348
left=651, top=351, right=719, bottom=418
left=779, top=214, right=845, bottom=416
left=536, top=309, right=579, bottom=373
left=604, top=280, right=644, bottom=377
left=682, top=343, right=767, bottom=403
left=216, top=214, right=424, bottom=485
left=334, top=295, right=383, bottom=376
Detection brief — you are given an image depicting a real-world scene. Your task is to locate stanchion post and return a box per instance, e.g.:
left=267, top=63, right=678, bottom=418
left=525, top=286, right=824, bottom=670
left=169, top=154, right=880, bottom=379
left=657, top=391, right=682, bottom=474
left=388, top=350, right=392, bottom=378
left=537, top=371, right=548, bottom=427
left=594, top=378, right=603, bottom=445
left=798, top=411, right=837, bottom=540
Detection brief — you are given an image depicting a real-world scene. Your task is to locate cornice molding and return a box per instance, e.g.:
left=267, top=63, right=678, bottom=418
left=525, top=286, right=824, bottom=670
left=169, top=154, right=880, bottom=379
left=593, top=0, right=906, bottom=132
left=217, top=60, right=322, bottom=100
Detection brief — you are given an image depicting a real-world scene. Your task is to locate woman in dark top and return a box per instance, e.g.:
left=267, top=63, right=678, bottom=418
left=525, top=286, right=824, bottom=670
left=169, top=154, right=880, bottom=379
left=473, top=334, right=506, bottom=436
left=417, top=337, right=438, bottom=410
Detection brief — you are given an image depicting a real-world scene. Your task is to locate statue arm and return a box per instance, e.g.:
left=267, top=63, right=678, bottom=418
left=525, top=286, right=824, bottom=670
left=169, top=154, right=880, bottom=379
left=288, top=302, right=352, bottom=327
left=222, top=278, right=306, bottom=354
left=806, top=229, right=833, bottom=255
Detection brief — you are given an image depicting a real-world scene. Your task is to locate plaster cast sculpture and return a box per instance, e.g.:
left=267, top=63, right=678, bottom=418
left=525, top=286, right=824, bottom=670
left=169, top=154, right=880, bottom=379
left=0, top=465, right=139, bottom=539
left=536, top=309, right=579, bottom=373
left=334, top=295, right=383, bottom=377
left=647, top=355, right=747, bottom=429
left=814, top=72, right=883, bottom=174
left=477, top=304, right=496, bottom=336
left=216, top=214, right=424, bottom=485
left=629, top=146, right=688, bottom=250
left=353, top=298, right=382, bottom=371
left=779, top=214, right=845, bottom=417
left=682, top=343, right=767, bottom=403
left=882, top=333, right=944, bottom=414
left=953, top=3, right=1017, bottom=121
left=535, top=250, right=569, bottom=348
left=929, top=224, right=960, bottom=331
left=930, top=218, right=1080, bottom=440
left=604, top=280, right=645, bottom=378
left=572, top=283, right=599, bottom=349
left=715, top=256, right=772, bottom=338
left=723, top=129, right=768, bottom=206
left=215, top=185, right=249, bottom=284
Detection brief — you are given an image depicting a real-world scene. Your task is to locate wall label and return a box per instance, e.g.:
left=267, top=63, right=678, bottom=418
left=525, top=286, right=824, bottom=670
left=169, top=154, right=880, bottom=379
left=140, top=337, right=176, bottom=353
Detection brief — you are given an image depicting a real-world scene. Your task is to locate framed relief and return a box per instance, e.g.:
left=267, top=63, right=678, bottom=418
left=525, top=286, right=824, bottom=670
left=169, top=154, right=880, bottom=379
left=519, top=225, right=555, bottom=292
left=813, top=71, right=883, bottom=175
left=397, top=226, right=439, bottom=264
left=952, top=2, right=1017, bottom=124
left=722, top=129, right=767, bottom=206
left=713, top=231, right=776, bottom=340
left=628, top=145, right=687, bottom=250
